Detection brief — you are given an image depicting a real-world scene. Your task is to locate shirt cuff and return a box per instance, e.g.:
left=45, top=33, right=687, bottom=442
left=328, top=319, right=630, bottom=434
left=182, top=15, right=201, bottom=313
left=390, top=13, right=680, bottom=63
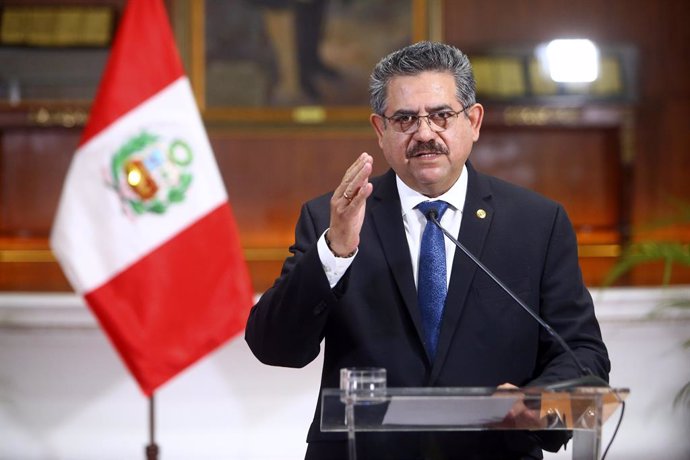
left=317, top=229, right=357, bottom=288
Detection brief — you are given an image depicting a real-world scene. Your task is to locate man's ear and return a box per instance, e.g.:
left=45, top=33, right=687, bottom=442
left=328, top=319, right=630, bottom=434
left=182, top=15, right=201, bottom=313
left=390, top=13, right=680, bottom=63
left=467, top=103, right=484, bottom=142
left=370, top=113, right=386, bottom=149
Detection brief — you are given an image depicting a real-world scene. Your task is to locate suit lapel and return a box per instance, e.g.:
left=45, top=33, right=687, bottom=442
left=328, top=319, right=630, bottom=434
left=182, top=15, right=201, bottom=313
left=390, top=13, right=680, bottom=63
left=430, top=162, right=494, bottom=382
left=369, top=170, right=428, bottom=357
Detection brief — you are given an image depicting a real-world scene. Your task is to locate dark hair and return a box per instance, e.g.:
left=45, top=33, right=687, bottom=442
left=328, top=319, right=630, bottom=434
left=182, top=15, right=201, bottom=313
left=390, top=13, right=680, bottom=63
left=369, top=41, right=476, bottom=115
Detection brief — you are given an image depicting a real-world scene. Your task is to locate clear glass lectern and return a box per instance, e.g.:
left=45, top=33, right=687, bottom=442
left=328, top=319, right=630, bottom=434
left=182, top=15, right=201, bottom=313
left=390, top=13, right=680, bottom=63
left=322, top=368, right=628, bottom=460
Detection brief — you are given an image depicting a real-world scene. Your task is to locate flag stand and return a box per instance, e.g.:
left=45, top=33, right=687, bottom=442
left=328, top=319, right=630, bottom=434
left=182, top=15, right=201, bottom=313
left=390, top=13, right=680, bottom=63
left=145, top=395, right=159, bottom=460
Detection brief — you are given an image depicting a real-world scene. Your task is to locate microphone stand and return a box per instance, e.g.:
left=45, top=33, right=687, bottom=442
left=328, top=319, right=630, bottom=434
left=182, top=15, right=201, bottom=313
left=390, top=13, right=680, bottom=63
left=427, top=211, right=607, bottom=389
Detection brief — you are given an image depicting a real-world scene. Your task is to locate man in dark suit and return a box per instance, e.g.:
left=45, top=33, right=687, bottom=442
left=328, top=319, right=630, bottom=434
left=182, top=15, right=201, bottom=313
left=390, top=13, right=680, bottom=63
left=245, top=41, right=610, bottom=459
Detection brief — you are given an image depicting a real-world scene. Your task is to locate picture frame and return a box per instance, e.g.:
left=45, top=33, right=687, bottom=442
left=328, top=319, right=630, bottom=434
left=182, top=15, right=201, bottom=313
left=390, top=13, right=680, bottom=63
left=185, top=0, right=442, bottom=125
left=0, top=3, right=118, bottom=106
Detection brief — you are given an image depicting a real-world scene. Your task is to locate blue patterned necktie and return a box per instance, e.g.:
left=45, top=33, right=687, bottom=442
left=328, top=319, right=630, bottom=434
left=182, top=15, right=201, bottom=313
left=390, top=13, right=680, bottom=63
left=416, top=200, right=449, bottom=359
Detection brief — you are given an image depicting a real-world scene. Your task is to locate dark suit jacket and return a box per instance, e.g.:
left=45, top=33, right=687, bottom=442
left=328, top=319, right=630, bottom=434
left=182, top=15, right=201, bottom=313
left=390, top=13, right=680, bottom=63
left=245, top=162, right=610, bottom=459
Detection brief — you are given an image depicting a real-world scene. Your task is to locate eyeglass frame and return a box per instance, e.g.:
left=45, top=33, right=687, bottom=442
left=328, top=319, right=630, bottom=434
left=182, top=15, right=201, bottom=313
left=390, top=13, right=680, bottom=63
left=378, top=106, right=472, bottom=134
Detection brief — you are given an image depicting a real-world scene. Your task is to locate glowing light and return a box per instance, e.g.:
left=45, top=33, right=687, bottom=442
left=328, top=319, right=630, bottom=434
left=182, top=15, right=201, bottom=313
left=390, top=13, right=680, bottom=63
left=541, top=39, right=599, bottom=83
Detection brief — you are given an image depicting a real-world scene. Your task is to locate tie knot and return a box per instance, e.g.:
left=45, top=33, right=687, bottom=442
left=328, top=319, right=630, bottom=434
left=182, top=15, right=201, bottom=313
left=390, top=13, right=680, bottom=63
left=417, top=200, right=449, bottom=221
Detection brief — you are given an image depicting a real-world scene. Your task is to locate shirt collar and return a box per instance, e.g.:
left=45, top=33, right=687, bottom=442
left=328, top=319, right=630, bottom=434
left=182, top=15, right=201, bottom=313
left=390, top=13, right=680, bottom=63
left=396, top=164, right=468, bottom=218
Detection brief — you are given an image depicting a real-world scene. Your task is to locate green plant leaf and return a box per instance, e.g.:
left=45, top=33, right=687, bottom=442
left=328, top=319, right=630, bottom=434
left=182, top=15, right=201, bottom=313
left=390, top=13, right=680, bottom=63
left=673, top=381, right=690, bottom=411
left=602, top=242, right=690, bottom=286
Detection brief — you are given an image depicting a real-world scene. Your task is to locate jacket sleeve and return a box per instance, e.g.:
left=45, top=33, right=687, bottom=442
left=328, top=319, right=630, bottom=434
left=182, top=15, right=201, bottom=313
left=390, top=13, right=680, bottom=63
left=245, top=199, right=348, bottom=368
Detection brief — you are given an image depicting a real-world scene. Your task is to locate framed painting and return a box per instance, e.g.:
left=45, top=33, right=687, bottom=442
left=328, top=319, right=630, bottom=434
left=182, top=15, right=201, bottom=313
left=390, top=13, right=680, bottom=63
left=185, top=0, right=442, bottom=124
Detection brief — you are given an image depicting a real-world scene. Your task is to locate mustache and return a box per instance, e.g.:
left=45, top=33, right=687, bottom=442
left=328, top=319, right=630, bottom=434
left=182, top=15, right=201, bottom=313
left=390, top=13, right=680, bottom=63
left=406, top=140, right=449, bottom=158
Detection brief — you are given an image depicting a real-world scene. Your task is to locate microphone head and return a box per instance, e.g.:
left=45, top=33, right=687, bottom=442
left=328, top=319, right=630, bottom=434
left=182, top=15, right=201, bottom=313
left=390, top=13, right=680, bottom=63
left=427, top=209, right=438, bottom=220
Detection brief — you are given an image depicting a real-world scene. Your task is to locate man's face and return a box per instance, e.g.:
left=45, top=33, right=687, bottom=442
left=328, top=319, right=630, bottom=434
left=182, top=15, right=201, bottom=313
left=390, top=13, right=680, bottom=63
left=370, top=71, right=483, bottom=198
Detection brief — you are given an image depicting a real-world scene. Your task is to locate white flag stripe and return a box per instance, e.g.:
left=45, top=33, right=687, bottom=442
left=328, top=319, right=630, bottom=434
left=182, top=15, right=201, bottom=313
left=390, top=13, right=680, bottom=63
left=51, top=77, right=227, bottom=293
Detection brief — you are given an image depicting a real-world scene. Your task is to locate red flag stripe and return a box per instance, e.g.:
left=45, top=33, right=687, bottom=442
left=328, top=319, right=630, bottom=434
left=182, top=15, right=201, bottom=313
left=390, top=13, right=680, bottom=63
left=80, top=0, right=185, bottom=146
left=85, top=203, right=253, bottom=395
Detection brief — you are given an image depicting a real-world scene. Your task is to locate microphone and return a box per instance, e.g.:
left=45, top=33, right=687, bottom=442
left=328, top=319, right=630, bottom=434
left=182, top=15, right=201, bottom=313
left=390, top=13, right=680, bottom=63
left=426, top=209, right=608, bottom=390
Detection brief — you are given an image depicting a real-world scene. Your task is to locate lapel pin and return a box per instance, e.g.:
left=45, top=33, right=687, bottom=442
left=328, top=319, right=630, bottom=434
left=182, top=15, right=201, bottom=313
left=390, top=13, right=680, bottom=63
left=476, top=209, right=487, bottom=219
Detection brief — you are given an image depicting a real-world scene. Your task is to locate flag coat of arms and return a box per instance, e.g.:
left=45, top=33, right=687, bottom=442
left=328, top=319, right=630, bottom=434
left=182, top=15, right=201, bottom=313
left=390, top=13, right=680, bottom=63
left=50, top=0, right=254, bottom=396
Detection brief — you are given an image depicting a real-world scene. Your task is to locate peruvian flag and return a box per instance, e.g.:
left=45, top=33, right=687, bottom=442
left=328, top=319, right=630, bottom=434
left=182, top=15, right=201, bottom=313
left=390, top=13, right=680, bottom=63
left=50, top=0, right=254, bottom=396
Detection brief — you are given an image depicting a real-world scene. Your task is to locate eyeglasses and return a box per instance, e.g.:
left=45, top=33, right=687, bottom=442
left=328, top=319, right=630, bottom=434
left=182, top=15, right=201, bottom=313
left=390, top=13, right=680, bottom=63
left=381, top=107, right=470, bottom=134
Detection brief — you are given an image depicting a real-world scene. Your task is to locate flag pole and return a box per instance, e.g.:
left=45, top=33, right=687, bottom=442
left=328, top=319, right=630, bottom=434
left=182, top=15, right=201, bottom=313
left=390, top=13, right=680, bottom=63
left=146, top=395, right=159, bottom=460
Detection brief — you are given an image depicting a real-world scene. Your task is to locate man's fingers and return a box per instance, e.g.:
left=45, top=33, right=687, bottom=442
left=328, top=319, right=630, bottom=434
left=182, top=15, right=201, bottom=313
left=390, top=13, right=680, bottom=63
left=337, top=153, right=373, bottom=203
left=345, top=163, right=372, bottom=203
left=348, top=182, right=373, bottom=207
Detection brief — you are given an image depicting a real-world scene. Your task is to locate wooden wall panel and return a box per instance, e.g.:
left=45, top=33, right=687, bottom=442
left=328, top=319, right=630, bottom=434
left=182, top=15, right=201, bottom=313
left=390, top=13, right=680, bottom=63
left=209, top=130, right=386, bottom=249
left=472, top=126, right=622, bottom=238
left=210, top=130, right=388, bottom=292
left=0, top=129, right=77, bottom=236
